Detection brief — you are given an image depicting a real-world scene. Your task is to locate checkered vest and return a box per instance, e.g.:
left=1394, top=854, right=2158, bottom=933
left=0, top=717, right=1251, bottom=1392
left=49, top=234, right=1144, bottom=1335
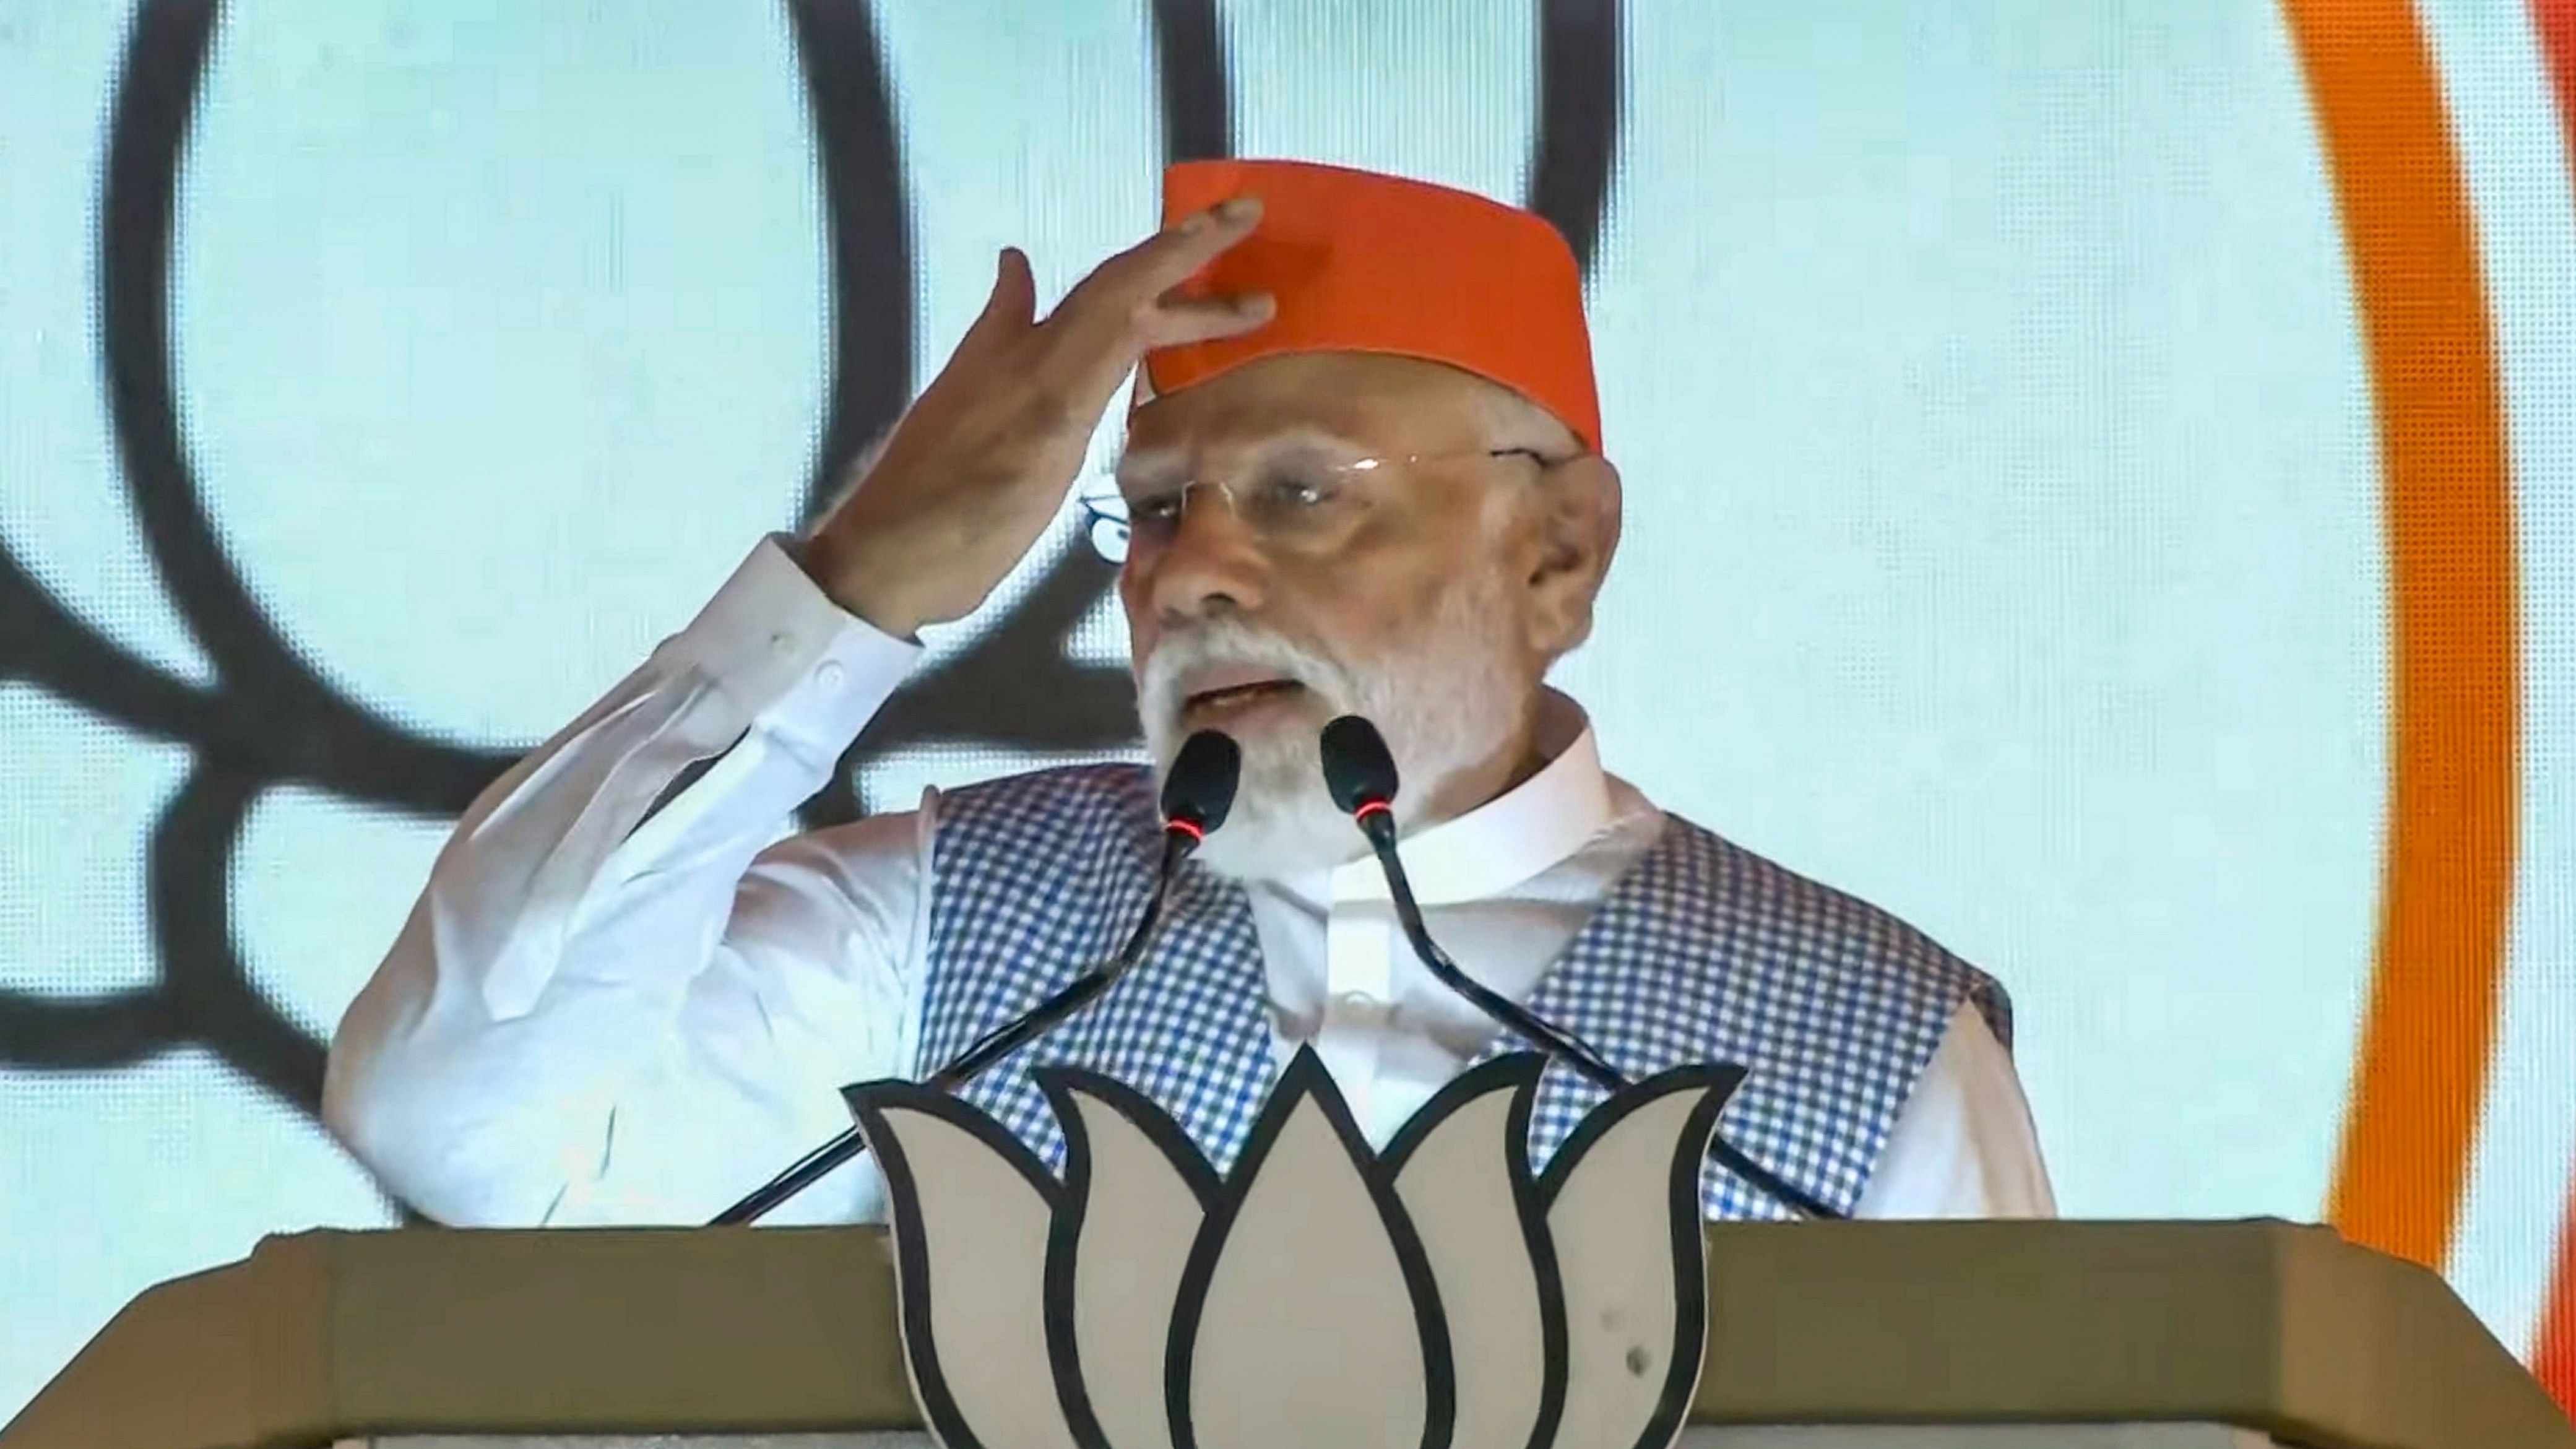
left=915, top=764, right=2009, bottom=1219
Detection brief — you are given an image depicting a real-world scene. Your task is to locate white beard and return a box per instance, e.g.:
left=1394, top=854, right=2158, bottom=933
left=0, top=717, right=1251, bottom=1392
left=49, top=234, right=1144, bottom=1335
left=1135, top=575, right=1528, bottom=882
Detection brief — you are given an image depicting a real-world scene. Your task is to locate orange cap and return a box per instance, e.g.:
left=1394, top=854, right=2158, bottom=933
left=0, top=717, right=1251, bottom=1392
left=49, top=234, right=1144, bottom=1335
left=1142, top=159, right=1601, bottom=452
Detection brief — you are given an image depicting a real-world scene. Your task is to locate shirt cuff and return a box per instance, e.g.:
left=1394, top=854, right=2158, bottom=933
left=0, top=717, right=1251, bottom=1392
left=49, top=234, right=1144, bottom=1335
left=653, top=534, right=922, bottom=758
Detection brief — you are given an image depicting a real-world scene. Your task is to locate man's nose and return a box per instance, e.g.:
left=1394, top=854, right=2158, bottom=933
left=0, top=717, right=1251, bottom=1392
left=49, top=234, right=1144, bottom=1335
left=1141, top=490, right=1271, bottom=623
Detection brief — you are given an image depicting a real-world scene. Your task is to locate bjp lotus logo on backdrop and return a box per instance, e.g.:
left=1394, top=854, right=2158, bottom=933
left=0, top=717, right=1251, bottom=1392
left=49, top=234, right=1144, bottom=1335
left=844, top=1051, right=1742, bottom=1449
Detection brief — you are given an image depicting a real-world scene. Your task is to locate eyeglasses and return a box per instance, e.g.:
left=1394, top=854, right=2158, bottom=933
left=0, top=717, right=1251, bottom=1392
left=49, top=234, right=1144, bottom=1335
left=1076, top=447, right=1547, bottom=563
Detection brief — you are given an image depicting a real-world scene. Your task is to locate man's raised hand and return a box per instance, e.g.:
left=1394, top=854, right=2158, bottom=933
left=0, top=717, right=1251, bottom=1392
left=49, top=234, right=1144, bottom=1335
left=798, top=197, right=1271, bottom=638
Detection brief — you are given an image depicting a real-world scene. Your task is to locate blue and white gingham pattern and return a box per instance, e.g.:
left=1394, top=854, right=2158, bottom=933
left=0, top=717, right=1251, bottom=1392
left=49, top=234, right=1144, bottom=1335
left=917, top=764, right=2006, bottom=1218
left=918, top=766, right=1277, bottom=1171
left=1499, top=818, right=2009, bottom=1218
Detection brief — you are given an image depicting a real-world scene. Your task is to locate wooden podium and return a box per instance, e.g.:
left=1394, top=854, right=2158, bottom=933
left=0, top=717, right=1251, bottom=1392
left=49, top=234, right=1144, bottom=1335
left=5, top=1219, right=2568, bottom=1449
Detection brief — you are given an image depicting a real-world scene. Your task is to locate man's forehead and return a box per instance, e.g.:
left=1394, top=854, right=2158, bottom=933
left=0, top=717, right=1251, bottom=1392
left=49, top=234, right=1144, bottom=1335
left=1123, top=352, right=1486, bottom=462
left=1112, top=424, right=1364, bottom=482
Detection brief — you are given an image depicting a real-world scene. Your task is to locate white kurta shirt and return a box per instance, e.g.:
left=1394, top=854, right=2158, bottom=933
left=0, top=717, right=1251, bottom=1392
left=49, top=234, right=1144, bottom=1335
left=323, top=537, right=2055, bottom=1227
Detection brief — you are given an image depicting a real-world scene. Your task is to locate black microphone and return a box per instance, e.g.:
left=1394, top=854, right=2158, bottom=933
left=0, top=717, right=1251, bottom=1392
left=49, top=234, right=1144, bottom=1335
left=708, top=730, right=1242, bottom=1225
left=1316, top=714, right=1846, bottom=1221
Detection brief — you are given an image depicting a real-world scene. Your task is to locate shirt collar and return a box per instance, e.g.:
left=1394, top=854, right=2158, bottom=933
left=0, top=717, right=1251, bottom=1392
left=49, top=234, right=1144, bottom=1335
left=1323, top=688, right=1614, bottom=907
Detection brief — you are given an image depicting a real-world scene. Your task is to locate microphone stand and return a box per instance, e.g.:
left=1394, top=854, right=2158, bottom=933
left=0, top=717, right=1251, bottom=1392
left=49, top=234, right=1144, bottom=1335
left=708, top=713, right=1247, bottom=1227
left=1352, top=807, right=1844, bottom=1221
left=708, top=826, right=1199, bottom=1225
left=1318, top=716, right=1844, bottom=1222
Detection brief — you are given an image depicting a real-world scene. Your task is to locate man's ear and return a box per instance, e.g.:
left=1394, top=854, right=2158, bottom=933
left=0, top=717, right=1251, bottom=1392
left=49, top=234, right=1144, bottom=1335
left=1523, top=453, right=1622, bottom=657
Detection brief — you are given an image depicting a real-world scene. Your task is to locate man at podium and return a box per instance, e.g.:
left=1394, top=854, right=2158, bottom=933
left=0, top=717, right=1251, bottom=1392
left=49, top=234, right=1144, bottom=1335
left=323, top=161, right=2053, bottom=1229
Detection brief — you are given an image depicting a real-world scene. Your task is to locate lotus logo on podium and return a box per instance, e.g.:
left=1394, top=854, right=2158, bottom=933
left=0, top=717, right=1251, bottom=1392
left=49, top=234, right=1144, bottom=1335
left=844, top=1047, right=1743, bottom=1449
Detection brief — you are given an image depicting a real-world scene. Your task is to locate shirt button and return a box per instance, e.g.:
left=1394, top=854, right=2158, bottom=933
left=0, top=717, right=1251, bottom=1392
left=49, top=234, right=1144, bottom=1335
left=813, top=659, right=846, bottom=693
left=767, top=630, right=797, bottom=660
left=1332, top=989, right=1378, bottom=1015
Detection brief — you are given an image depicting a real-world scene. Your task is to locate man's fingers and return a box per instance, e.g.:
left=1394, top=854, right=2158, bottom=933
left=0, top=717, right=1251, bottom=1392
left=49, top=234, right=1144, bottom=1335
left=1019, top=197, right=1265, bottom=398
left=1138, top=290, right=1276, bottom=351
left=1134, top=195, right=1264, bottom=291
left=1029, top=284, right=1273, bottom=427
left=1045, top=199, right=1266, bottom=359
left=957, top=246, right=1038, bottom=354
left=1078, top=196, right=1264, bottom=309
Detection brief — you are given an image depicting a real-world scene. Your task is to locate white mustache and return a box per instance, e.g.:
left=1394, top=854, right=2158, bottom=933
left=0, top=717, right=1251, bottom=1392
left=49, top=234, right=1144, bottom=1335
left=1137, top=623, right=1349, bottom=732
